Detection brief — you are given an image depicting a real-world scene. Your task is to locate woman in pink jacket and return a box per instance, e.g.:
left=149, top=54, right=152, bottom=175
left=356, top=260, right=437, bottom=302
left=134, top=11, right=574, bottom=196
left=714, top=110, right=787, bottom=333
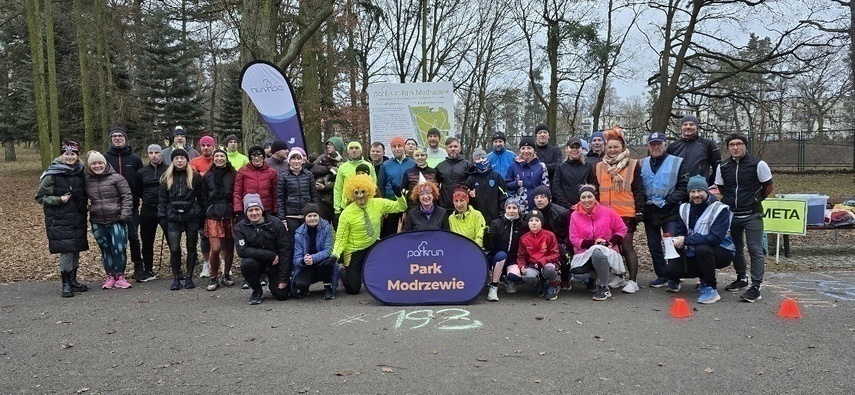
left=568, top=184, right=628, bottom=301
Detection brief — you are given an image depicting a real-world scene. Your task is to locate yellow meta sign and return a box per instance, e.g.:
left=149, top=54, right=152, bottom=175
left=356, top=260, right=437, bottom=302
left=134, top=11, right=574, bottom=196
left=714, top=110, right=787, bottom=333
left=762, top=198, right=807, bottom=235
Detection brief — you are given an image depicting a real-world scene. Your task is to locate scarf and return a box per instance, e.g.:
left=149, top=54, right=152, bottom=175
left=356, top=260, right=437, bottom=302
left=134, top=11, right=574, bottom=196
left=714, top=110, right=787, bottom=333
left=475, top=161, right=489, bottom=173
left=419, top=203, right=435, bottom=219
left=602, top=149, right=631, bottom=191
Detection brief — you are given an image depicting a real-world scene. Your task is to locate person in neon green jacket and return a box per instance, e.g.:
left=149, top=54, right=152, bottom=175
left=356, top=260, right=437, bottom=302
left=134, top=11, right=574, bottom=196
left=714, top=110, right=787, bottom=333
left=224, top=135, right=250, bottom=170
left=333, top=141, right=377, bottom=215
left=448, top=187, right=486, bottom=248
left=332, top=174, right=406, bottom=294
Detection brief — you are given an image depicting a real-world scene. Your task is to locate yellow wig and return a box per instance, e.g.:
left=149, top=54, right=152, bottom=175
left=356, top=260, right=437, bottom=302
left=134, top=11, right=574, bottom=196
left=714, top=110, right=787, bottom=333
left=344, top=174, right=377, bottom=202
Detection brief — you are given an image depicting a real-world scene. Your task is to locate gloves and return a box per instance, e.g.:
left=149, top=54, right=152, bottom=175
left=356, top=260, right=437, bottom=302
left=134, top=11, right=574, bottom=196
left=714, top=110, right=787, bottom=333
left=392, top=184, right=404, bottom=198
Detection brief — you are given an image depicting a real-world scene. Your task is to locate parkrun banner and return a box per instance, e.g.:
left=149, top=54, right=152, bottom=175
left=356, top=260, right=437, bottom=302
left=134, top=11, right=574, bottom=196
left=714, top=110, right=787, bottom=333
left=240, top=60, right=306, bottom=150
left=362, top=231, right=487, bottom=306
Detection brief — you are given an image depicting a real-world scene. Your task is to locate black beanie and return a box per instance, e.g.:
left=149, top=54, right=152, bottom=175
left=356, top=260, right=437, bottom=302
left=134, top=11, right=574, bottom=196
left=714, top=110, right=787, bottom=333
left=534, top=123, right=548, bottom=133
left=533, top=186, right=551, bottom=200
left=171, top=148, right=189, bottom=162
left=302, top=203, right=321, bottom=217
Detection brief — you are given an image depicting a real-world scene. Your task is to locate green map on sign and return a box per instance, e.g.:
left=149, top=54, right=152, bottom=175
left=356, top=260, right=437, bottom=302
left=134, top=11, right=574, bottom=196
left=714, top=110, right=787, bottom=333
left=410, top=106, right=450, bottom=146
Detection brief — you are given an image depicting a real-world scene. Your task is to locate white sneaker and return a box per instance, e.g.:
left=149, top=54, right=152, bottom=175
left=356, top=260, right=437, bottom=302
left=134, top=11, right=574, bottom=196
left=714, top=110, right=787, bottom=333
left=200, top=261, right=211, bottom=278
left=487, top=285, right=499, bottom=301
left=608, top=275, right=627, bottom=289
left=622, top=280, right=640, bottom=294
left=505, top=281, right=517, bottom=294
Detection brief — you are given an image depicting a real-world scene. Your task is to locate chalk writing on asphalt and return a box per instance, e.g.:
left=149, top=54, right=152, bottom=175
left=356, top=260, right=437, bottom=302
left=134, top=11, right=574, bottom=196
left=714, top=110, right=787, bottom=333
left=336, top=313, right=369, bottom=326
left=381, top=308, right=483, bottom=330
left=784, top=280, right=855, bottom=302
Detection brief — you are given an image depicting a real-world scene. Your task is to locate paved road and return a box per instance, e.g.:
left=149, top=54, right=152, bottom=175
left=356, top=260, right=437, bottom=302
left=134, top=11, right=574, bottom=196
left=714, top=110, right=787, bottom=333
left=2, top=272, right=854, bottom=394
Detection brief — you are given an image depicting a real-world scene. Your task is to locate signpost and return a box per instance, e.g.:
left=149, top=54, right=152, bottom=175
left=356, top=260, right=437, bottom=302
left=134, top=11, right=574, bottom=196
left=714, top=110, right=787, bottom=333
left=762, top=198, right=808, bottom=263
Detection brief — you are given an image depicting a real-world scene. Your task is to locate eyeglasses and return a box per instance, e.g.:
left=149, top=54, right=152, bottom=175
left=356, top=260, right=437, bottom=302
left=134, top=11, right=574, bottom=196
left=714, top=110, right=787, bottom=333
left=728, top=142, right=745, bottom=147
left=251, top=153, right=265, bottom=158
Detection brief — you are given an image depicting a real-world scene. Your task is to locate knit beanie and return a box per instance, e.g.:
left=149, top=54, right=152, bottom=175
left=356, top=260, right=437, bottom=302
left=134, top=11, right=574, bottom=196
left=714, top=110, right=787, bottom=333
left=147, top=144, right=163, bottom=154
left=248, top=145, right=264, bottom=157
left=326, top=136, right=345, bottom=153
left=505, top=197, right=521, bottom=208
left=213, top=148, right=228, bottom=158
left=534, top=123, right=548, bottom=133
left=302, top=203, right=321, bottom=217
left=590, top=131, right=605, bottom=141
left=173, top=126, right=186, bottom=136
left=519, top=136, right=536, bottom=149
left=109, top=126, right=128, bottom=139
left=199, top=136, right=215, bottom=146
left=390, top=136, right=406, bottom=147
left=355, top=163, right=371, bottom=175
left=579, top=184, right=597, bottom=196
left=492, top=131, right=506, bottom=142
left=61, top=139, right=80, bottom=154
left=171, top=148, right=189, bottom=162
left=725, top=133, right=748, bottom=147
left=680, top=115, right=700, bottom=126
left=347, top=141, right=363, bottom=151
left=243, top=193, right=264, bottom=214
left=224, top=134, right=239, bottom=144
left=426, top=128, right=441, bottom=138
left=526, top=209, right=544, bottom=222
left=271, top=140, right=288, bottom=153
left=87, top=150, right=106, bottom=167
left=687, top=175, right=709, bottom=194
left=472, top=148, right=488, bottom=161
left=532, top=185, right=551, bottom=200
left=289, top=147, right=307, bottom=159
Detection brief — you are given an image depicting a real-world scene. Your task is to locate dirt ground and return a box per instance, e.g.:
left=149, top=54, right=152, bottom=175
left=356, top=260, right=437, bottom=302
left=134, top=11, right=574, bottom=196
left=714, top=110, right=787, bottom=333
left=3, top=147, right=853, bottom=283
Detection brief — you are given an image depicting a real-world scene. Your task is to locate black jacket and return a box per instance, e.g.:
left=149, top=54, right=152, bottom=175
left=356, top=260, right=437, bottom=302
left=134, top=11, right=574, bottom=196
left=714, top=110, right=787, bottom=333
left=157, top=169, right=203, bottom=223
left=586, top=150, right=605, bottom=165
left=485, top=215, right=525, bottom=262
left=534, top=143, right=563, bottom=180
left=201, top=165, right=236, bottom=220
left=666, top=135, right=722, bottom=185
left=235, top=214, right=292, bottom=282
left=552, top=158, right=597, bottom=208
left=402, top=165, right=439, bottom=211
left=436, top=155, right=471, bottom=208
left=36, top=161, right=89, bottom=254
left=717, top=154, right=770, bottom=215
left=135, top=161, right=167, bottom=215
left=276, top=168, right=318, bottom=217
left=464, top=164, right=507, bottom=226
left=105, top=145, right=143, bottom=201
left=523, top=202, right=568, bottom=244
left=403, top=206, right=449, bottom=232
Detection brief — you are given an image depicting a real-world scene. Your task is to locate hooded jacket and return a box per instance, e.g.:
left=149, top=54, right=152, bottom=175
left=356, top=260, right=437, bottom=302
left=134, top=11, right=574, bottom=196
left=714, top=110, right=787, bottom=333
left=235, top=213, right=292, bottom=283
left=464, top=163, right=507, bottom=226
left=135, top=161, right=167, bottom=216
left=104, top=144, right=143, bottom=201
left=36, top=158, right=89, bottom=254
left=86, top=163, right=133, bottom=225
left=233, top=161, right=278, bottom=216
left=436, top=155, right=471, bottom=208
left=201, top=164, right=236, bottom=220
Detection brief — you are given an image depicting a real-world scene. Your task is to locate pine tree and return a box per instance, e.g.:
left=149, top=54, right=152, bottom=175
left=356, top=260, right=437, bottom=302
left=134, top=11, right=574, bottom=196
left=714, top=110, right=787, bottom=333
left=216, top=63, right=242, bottom=137
left=137, top=7, right=204, bottom=136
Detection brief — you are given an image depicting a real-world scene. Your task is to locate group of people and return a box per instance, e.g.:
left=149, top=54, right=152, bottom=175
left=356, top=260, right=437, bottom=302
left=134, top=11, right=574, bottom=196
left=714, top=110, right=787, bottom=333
left=37, top=115, right=773, bottom=306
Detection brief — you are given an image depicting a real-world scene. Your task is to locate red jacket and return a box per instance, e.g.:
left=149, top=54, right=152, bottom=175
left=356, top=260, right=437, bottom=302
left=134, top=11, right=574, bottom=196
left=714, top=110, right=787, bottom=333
left=517, top=229, right=560, bottom=268
left=190, top=155, right=214, bottom=176
left=233, top=162, right=279, bottom=216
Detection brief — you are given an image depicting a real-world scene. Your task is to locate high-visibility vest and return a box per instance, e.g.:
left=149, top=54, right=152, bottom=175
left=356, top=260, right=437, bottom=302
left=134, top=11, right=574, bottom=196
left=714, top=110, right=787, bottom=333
left=596, top=159, right=638, bottom=218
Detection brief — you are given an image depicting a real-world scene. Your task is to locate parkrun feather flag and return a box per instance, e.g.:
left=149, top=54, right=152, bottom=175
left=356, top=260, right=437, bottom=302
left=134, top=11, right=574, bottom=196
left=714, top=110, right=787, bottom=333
left=240, top=60, right=306, bottom=149
left=362, top=230, right=487, bottom=305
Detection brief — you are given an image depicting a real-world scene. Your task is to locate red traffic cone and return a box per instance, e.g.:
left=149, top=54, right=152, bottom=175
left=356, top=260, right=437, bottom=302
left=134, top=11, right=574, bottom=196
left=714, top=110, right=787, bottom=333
left=777, top=298, right=802, bottom=319
left=670, top=298, right=692, bottom=318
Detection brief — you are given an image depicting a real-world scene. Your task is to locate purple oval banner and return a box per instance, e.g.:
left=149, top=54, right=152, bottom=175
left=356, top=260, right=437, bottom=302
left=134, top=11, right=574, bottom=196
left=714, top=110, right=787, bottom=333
left=362, top=230, right=487, bottom=305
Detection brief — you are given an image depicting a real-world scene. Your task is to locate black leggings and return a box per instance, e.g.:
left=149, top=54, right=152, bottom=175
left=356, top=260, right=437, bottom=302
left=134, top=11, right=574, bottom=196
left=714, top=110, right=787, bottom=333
left=240, top=257, right=290, bottom=300
left=139, top=213, right=167, bottom=272
left=167, top=228, right=198, bottom=277
left=340, top=243, right=376, bottom=295
left=293, top=263, right=334, bottom=295
left=664, top=244, right=733, bottom=289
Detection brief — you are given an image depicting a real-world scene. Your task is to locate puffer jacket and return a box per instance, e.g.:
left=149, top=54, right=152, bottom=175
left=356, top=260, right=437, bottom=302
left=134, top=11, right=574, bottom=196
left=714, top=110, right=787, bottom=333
left=158, top=168, right=203, bottom=223
left=86, top=163, right=133, bottom=225
left=235, top=213, right=292, bottom=283
left=486, top=214, right=524, bottom=262
left=134, top=161, right=167, bottom=216
left=291, top=219, right=338, bottom=294
left=35, top=158, right=89, bottom=254
left=201, top=164, right=236, bottom=220
left=552, top=158, right=597, bottom=208
left=568, top=202, right=627, bottom=255
left=276, top=167, right=318, bottom=217
left=233, top=162, right=278, bottom=216
left=436, top=155, right=471, bottom=208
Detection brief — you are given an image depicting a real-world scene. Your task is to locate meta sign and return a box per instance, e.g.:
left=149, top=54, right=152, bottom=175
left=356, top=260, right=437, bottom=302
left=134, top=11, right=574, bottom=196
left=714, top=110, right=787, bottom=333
left=362, top=230, right=487, bottom=305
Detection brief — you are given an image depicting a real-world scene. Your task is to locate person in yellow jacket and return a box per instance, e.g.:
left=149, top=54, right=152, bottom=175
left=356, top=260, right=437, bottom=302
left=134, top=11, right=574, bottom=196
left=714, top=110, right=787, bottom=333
left=333, top=141, right=378, bottom=217
left=448, top=186, right=486, bottom=248
left=332, top=174, right=406, bottom=294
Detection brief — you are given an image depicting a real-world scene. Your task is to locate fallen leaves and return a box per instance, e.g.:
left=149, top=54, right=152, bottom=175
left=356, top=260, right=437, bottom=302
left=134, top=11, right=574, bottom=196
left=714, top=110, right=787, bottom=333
left=60, top=342, right=73, bottom=350
left=380, top=366, right=394, bottom=373
left=704, top=367, right=714, bottom=373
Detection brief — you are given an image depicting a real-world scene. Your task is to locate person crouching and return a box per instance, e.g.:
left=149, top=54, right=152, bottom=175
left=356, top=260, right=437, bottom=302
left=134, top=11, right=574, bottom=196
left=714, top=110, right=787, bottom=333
left=235, top=194, right=292, bottom=305
left=512, top=209, right=561, bottom=300
left=291, top=203, right=338, bottom=300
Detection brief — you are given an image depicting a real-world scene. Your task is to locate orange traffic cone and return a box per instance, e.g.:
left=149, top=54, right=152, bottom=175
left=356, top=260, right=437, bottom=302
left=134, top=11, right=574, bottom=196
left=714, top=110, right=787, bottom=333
left=670, top=298, right=692, bottom=318
left=777, top=298, right=802, bottom=319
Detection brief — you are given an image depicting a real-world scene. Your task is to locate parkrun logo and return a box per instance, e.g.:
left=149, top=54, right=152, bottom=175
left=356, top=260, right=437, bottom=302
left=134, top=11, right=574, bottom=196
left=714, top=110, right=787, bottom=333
left=406, top=241, right=444, bottom=259
left=250, top=79, right=286, bottom=94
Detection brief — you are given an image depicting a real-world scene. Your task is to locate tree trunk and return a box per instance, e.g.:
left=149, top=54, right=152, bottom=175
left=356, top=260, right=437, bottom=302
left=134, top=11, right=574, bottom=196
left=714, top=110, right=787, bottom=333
left=74, top=0, right=95, bottom=150
left=44, top=0, right=60, bottom=149
left=546, top=20, right=559, bottom=142
left=25, top=0, right=52, bottom=169
left=3, top=141, right=16, bottom=162
left=95, top=0, right=111, bottom=148
left=241, top=0, right=277, bottom=147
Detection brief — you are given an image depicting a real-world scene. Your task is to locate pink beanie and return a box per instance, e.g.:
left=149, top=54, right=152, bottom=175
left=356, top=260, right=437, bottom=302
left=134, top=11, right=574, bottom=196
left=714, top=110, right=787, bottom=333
left=289, top=147, right=307, bottom=159
left=200, top=136, right=215, bottom=146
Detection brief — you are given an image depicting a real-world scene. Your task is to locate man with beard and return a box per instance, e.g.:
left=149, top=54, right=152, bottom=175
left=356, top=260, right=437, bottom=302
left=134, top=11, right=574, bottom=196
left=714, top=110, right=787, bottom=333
left=162, top=126, right=200, bottom=165
left=104, top=126, right=144, bottom=279
left=666, top=115, right=722, bottom=185
left=425, top=128, right=448, bottom=168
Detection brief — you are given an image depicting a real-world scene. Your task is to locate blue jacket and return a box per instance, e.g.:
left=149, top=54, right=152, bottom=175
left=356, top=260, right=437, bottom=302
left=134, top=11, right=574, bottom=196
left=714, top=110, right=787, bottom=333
left=291, top=219, right=338, bottom=295
left=487, top=148, right=516, bottom=180
left=378, top=156, right=415, bottom=199
left=676, top=199, right=736, bottom=258
left=504, top=157, right=549, bottom=212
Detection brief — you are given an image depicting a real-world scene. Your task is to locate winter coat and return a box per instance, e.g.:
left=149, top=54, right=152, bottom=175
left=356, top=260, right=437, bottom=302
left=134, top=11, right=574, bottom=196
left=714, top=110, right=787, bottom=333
left=534, top=143, right=563, bottom=179
left=448, top=206, right=486, bottom=247
left=235, top=213, right=292, bottom=283
left=378, top=156, right=415, bottom=199
left=569, top=202, right=627, bottom=255
left=86, top=163, right=133, bottom=225
left=487, top=148, right=516, bottom=181
left=311, top=153, right=342, bottom=210
left=552, top=158, right=597, bottom=208
left=233, top=162, right=278, bottom=216
left=157, top=169, right=203, bottom=223
left=276, top=167, right=317, bottom=217
left=291, top=219, right=338, bottom=294
left=134, top=162, right=167, bottom=216
left=35, top=158, right=89, bottom=254
left=435, top=155, right=471, bottom=208
left=200, top=165, right=236, bottom=220
left=402, top=165, right=438, bottom=211
left=104, top=145, right=143, bottom=201
left=402, top=205, right=449, bottom=232
left=666, top=135, right=722, bottom=185
left=504, top=157, right=549, bottom=213
left=464, top=164, right=507, bottom=226
left=517, top=229, right=560, bottom=268
left=485, top=214, right=524, bottom=263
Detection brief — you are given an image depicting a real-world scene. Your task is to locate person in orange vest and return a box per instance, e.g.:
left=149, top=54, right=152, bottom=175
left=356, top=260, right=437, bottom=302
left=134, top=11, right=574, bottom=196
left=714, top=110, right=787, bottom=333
left=594, top=127, right=644, bottom=294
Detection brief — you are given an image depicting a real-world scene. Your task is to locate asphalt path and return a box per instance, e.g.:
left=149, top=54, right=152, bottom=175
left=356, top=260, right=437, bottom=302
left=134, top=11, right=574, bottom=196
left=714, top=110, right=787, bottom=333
left=2, top=271, right=854, bottom=394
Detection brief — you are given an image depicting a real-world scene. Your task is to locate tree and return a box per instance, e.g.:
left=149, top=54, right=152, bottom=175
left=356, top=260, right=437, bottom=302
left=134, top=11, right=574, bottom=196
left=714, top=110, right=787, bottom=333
left=217, top=63, right=243, bottom=136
